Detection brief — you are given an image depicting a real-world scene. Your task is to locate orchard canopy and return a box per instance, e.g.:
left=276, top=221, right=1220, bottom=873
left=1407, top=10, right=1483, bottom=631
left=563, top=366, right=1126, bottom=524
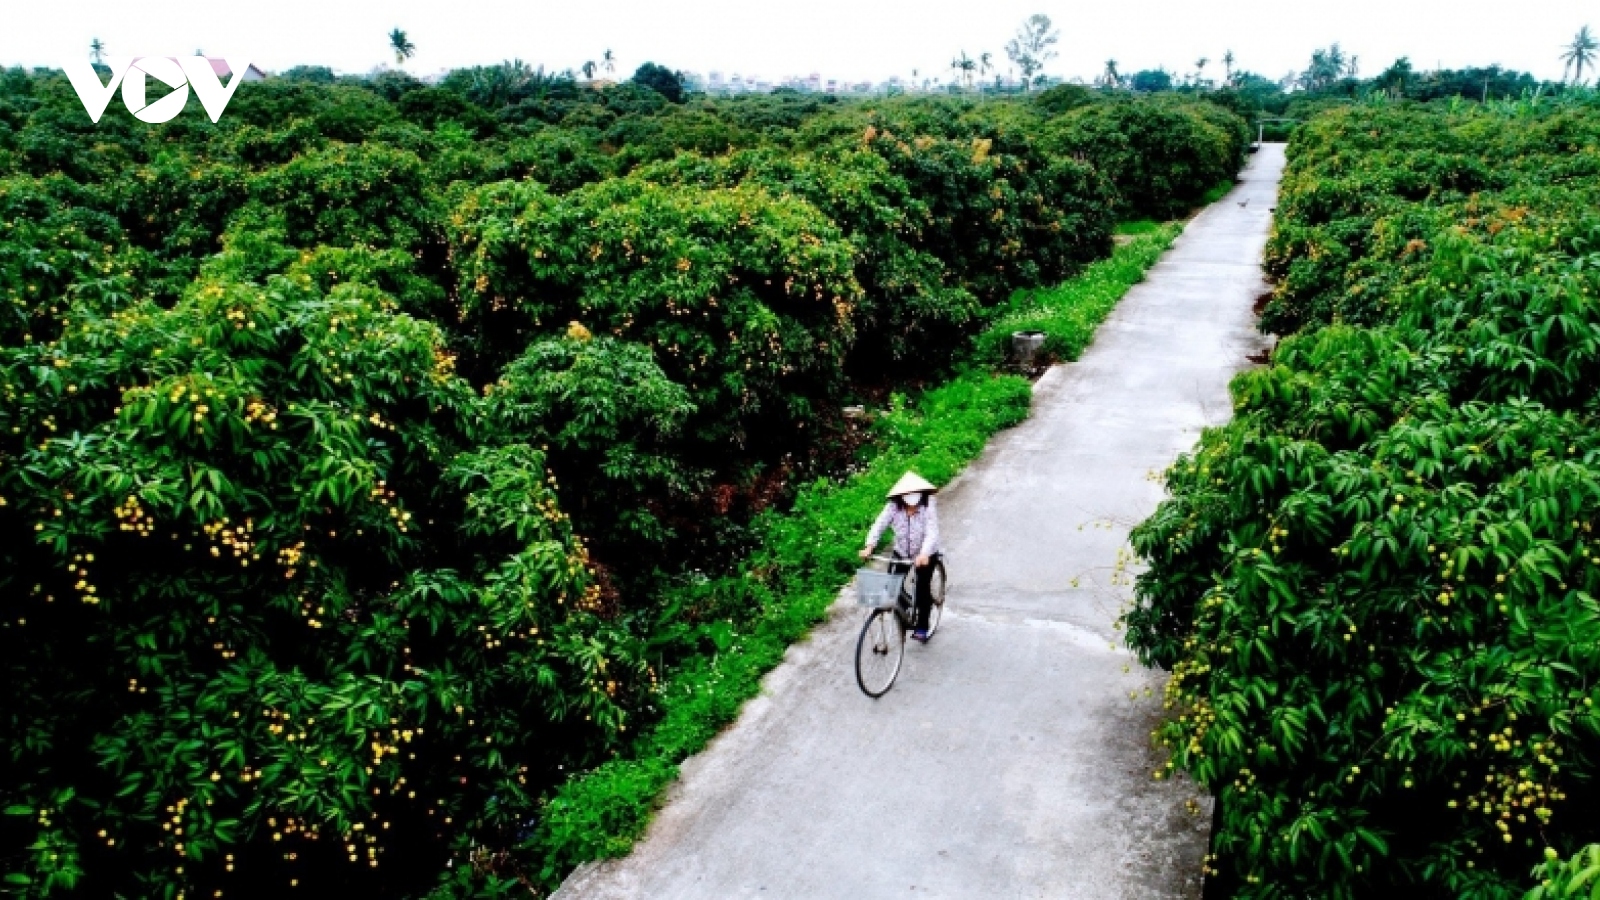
left=0, top=65, right=1246, bottom=896
left=1128, top=100, right=1600, bottom=899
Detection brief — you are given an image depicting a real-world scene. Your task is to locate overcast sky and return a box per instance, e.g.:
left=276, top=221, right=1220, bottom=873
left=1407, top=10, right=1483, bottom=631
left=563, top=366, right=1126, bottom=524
left=5, top=0, right=1595, bottom=85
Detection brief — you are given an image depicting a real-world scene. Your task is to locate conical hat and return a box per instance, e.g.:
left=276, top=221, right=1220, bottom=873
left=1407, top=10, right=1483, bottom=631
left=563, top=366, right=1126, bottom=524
left=886, top=471, right=937, bottom=498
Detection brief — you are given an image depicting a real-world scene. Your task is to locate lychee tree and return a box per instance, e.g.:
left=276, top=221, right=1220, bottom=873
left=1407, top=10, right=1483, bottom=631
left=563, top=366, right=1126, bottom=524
left=1126, top=103, right=1600, bottom=898
left=0, top=222, right=646, bottom=897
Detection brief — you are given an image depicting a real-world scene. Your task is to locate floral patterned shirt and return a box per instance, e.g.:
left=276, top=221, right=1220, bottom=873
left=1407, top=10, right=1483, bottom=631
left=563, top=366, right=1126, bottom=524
left=865, top=497, right=941, bottom=559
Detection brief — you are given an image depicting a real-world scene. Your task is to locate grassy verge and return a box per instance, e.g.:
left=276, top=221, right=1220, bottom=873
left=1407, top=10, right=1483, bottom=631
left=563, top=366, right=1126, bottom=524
left=1115, top=219, right=1167, bottom=236
left=523, top=220, right=1184, bottom=892
left=972, top=223, right=1182, bottom=366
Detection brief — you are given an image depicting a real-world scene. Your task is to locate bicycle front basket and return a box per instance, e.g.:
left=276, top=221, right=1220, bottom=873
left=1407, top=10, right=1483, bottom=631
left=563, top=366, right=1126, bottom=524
left=855, top=569, right=905, bottom=608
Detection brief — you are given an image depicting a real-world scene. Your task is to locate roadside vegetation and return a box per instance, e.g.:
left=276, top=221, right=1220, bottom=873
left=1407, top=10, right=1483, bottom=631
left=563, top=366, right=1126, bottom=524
left=1126, top=98, right=1600, bottom=898
left=0, top=60, right=1243, bottom=897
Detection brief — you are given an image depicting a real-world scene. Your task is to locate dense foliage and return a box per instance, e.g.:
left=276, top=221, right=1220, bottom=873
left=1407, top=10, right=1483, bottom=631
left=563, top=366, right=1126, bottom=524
left=1125, top=101, right=1600, bottom=898
left=1040, top=98, right=1249, bottom=219
left=1259, top=100, right=1600, bottom=335
left=0, top=61, right=1241, bottom=898
left=628, top=63, right=688, bottom=105
left=1528, top=844, right=1600, bottom=898
left=1, top=222, right=645, bottom=896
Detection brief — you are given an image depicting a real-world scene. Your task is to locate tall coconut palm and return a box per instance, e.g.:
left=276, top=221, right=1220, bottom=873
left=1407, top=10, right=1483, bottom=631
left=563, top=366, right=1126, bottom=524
left=1195, top=57, right=1209, bottom=88
left=582, top=60, right=596, bottom=80
left=89, top=38, right=107, bottom=65
left=1223, top=49, right=1235, bottom=84
left=388, top=28, right=415, bottom=66
left=1563, top=26, right=1598, bottom=85
left=602, top=49, right=616, bottom=76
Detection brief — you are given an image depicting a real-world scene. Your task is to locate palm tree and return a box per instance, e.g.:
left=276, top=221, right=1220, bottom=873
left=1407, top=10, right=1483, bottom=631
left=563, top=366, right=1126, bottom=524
left=388, top=28, right=416, bottom=67
left=1300, top=44, right=1347, bottom=91
left=582, top=60, right=596, bottom=80
left=1562, top=26, right=1598, bottom=85
left=602, top=49, right=616, bottom=76
left=959, top=51, right=977, bottom=89
left=1345, top=55, right=1360, bottom=78
left=1195, top=57, right=1209, bottom=88
left=90, top=38, right=107, bottom=65
left=1223, top=50, right=1235, bottom=85
left=979, top=52, right=993, bottom=81
left=458, top=59, right=555, bottom=108
left=1100, top=59, right=1121, bottom=89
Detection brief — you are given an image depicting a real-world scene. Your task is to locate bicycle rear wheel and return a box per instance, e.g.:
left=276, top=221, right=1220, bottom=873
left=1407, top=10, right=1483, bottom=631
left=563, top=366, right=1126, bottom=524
left=924, top=558, right=947, bottom=639
left=855, top=608, right=905, bottom=697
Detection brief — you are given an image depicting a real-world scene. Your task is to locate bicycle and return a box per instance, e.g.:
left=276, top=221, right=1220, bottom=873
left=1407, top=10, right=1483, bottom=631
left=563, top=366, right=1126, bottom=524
left=853, top=554, right=947, bottom=698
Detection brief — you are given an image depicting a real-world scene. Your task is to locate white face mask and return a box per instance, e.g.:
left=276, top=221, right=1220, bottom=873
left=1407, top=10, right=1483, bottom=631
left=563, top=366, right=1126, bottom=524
left=902, top=492, right=923, bottom=507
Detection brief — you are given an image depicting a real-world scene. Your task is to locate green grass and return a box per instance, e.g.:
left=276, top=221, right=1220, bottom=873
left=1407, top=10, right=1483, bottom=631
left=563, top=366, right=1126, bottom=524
left=523, top=219, right=1183, bottom=892
left=1115, top=219, right=1165, bottom=236
left=971, top=223, right=1183, bottom=367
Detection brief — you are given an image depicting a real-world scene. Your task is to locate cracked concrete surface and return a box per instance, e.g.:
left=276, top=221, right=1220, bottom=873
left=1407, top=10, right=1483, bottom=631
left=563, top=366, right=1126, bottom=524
left=554, top=144, right=1284, bottom=900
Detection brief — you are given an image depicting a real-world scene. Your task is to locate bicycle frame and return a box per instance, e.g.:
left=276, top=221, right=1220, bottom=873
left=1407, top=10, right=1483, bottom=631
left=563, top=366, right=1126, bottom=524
left=854, top=553, right=946, bottom=697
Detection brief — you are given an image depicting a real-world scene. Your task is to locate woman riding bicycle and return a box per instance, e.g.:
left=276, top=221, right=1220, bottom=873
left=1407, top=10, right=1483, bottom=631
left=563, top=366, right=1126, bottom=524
left=859, top=472, right=942, bottom=642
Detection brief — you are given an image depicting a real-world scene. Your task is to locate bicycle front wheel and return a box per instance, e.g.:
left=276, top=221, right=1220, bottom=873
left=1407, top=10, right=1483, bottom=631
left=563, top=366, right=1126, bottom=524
left=855, top=608, right=905, bottom=698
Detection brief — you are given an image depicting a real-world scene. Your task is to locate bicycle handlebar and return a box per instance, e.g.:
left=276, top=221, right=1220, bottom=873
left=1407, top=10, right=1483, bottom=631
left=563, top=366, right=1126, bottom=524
left=862, top=554, right=933, bottom=565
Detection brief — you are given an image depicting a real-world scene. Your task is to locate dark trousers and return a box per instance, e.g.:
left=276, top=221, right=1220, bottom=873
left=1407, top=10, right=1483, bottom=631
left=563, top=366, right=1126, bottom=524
left=891, top=554, right=940, bottom=631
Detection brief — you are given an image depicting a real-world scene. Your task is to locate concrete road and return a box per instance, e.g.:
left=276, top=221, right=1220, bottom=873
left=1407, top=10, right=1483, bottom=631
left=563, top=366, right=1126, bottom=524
left=555, top=145, right=1284, bottom=900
